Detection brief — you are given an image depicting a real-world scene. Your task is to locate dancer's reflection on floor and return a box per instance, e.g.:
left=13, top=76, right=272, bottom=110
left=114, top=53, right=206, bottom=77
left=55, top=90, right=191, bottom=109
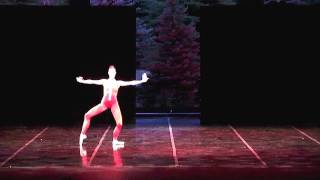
left=79, top=144, right=123, bottom=167
left=113, top=144, right=124, bottom=167
left=80, top=145, right=88, bottom=167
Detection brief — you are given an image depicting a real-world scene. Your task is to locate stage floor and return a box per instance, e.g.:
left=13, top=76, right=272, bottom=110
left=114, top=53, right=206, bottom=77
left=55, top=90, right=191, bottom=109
left=0, top=117, right=320, bottom=179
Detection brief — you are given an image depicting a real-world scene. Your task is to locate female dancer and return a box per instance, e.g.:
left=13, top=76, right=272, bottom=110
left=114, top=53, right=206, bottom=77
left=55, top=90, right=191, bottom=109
left=76, top=65, right=149, bottom=146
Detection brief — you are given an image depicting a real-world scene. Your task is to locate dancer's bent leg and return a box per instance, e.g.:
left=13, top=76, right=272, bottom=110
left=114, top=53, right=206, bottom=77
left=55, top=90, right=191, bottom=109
left=80, top=104, right=107, bottom=146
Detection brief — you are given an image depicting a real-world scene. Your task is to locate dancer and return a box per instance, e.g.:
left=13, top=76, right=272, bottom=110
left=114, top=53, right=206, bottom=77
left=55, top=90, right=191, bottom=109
left=76, top=65, right=149, bottom=147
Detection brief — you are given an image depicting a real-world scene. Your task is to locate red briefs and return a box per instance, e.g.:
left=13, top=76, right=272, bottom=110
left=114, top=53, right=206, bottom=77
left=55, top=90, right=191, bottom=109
left=101, top=96, right=117, bottom=108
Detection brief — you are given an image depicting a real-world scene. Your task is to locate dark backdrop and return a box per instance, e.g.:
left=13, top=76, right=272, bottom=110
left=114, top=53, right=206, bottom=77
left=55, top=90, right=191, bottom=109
left=201, top=6, right=320, bottom=125
left=0, top=6, right=135, bottom=126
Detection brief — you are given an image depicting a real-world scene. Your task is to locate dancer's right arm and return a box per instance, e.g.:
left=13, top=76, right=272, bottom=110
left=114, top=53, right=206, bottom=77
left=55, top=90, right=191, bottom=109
left=76, top=76, right=104, bottom=85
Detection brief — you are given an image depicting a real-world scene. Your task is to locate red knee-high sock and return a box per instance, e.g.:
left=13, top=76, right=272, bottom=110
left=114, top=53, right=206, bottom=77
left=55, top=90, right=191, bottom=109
left=113, top=124, right=123, bottom=141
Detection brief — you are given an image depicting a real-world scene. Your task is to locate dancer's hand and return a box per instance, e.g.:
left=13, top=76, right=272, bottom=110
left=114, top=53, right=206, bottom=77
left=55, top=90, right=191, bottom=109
left=76, top=76, right=84, bottom=83
left=142, top=73, right=149, bottom=83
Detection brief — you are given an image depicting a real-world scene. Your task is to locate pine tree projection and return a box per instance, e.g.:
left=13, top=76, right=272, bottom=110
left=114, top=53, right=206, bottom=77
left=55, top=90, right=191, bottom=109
left=0, top=0, right=67, bottom=5
left=264, top=0, right=320, bottom=4
left=136, top=0, right=166, bottom=27
left=150, top=0, right=200, bottom=110
left=136, top=1, right=163, bottom=110
left=136, top=17, right=157, bottom=68
left=136, top=0, right=206, bottom=28
left=90, top=0, right=135, bottom=6
left=40, top=0, right=67, bottom=5
left=135, top=17, right=158, bottom=109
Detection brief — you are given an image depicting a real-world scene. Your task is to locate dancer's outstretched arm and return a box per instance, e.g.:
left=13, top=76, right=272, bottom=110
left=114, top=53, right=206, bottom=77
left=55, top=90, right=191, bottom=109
left=76, top=76, right=104, bottom=85
left=118, top=73, right=149, bottom=86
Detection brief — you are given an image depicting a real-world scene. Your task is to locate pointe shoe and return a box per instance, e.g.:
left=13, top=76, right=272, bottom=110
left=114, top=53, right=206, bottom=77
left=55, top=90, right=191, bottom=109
left=79, top=133, right=87, bottom=146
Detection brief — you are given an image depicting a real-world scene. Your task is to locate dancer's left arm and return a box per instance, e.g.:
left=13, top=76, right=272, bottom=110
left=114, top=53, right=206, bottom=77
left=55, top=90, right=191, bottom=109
left=118, top=73, right=149, bottom=86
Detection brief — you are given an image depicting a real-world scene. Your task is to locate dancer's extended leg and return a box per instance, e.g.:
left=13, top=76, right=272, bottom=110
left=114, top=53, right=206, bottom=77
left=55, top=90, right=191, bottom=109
left=80, top=104, right=107, bottom=146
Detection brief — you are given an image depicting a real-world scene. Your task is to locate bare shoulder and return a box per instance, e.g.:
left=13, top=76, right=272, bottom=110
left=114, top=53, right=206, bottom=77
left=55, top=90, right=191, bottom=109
left=116, top=80, right=124, bottom=86
left=100, top=79, right=108, bottom=84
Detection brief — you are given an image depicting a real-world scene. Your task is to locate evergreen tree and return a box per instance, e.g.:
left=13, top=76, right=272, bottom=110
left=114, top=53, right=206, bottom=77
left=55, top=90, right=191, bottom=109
left=0, top=0, right=67, bottom=5
left=136, top=17, right=157, bottom=68
left=136, top=17, right=158, bottom=109
left=90, top=0, right=135, bottom=6
left=0, top=0, right=69, bottom=6
left=264, top=0, right=320, bottom=4
left=41, top=0, right=67, bottom=5
left=151, top=0, right=200, bottom=110
left=136, top=0, right=166, bottom=27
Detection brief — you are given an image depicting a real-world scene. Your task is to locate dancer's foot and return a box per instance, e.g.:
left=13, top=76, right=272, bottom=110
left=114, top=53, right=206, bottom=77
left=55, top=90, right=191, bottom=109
left=79, top=133, right=87, bottom=146
left=112, top=139, right=124, bottom=146
left=112, top=143, right=124, bottom=150
left=79, top=145, right=87, bottom=157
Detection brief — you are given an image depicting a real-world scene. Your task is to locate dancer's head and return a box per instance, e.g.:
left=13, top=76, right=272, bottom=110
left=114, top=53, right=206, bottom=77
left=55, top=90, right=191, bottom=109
left=108, top=65, right=116, bottom=79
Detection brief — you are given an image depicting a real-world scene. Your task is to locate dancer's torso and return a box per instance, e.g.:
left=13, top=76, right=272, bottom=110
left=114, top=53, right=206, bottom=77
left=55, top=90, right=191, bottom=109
left=101, top=79, right=120, bottom=106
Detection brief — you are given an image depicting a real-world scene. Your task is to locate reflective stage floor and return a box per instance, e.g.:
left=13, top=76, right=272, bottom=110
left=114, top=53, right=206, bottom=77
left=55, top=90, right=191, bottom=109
left=0, top=117, right=320, bottom=179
